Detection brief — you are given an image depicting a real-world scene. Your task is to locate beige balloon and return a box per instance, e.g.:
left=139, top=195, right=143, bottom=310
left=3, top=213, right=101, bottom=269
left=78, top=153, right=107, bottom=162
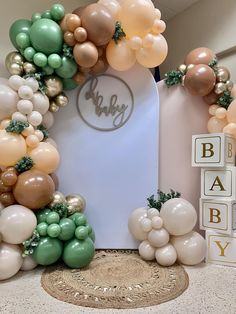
left=227, top=99, right=236, bottom=123
left=139, top=240, right=155, bottom=260
left=207, top=116, right=228, bottom=133
left=128, top=207, right=148, bottom=240
left=155, top=243, right=177, bottom=266
left=21, top=255, right=38, bottom=271
left=0, top=243, right=23, bottom=280
left=147, top=228, right=169, bottom=247
left=98, top=0, right=121, bottom=18
left=171, top=231, right=206, bottom=266
left=160, top=198, right=197, bottom=236
left=0, top=205, right=37, bottom=244
left=0, top=130, right=27, bottom=167
left=0, top=82, right=19, bottom=120
left=29, top=142, right=60, bottom=174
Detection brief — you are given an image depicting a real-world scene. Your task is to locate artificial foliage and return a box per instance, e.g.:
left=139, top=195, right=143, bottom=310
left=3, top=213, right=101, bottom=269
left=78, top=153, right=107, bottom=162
left=164, top=70, right=184, bottom=87
left=112, top=22, right=126, bottom=44
left=50, top=203, right=68, bottom=218
left=37, top=124, right=49, bottom=140
left=23, top=230, right=41, bottom=256
left=147, top=189, right=181, bottom=211
left=217, top=90, right=234, bottom=109
left=208, top=58, right=218, bottom=71
left=15, top=156, right=34, bottom=173
left=5, top=120, right=29, bottom=134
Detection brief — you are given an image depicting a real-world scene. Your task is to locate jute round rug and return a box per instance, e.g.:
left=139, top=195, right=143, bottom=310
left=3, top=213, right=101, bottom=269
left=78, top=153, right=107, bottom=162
left=41, top=250, right=189, bottom=309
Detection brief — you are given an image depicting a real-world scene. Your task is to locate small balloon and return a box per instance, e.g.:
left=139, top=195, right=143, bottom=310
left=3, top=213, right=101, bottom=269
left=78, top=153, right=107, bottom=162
left=147, top=228, right=170, bottom=248
left=9, top=19, right=32, bottom=49
left=66, top=194, right=86, bottom=215
left=21, top=255, right=38, bottom=271
left=128, top=207, right=148, bottom=240
left=66, top=14, right=81, bottom=32
left=207, top=116, right=227, bottom=133
left=73, top=42, right=98, bottom=68
left=223, top=123, right=236, bottom=137
left=138, top=240, right=155, bottom=261
left=216, top=66, right=230, bottom=83
left=203, top=90, right=219, bottom=105
left=74, top=27, right=87, bottom=43
left=64, top=31, right=77, bottom=47
left=55, top=56, right=78, bottom=79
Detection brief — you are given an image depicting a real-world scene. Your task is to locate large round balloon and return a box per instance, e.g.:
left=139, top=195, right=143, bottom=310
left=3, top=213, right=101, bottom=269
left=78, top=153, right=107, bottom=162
left=136, top=34, right=168, bottom=68
left=0, top=243, right=23, bottom=280
left=0, top=81, right=19, bottom=120
left=98, top=0, right=121, bottom=18
left=28, top=142, right=60, bottom=174
left=81, top=3, right=115, bottom=46
left=9, top=19, right=32, bottom=50
left=128, top=207, right=148, bottom=240
left=0, top=130, right=26, bottom=167
left=184, top=47, right=216, bottom=65
left=13, top=169, right=55, bottom=210
left=155, top=243, right=177, bottom=266
left=160, top=198, right=197, bottom=236
left=227, top=99, right=236, bottom=123
left=118, top=0, right=155, bottom=38
left=0, top=205, right=37, bottom=244
left=184, top=64, right=216, bottom=96
left=63, top=237, right=95, bottom=268
left=30, top=18, right=63, bottom=55
left=32, top=237, right=63, bottom=265
left=171, top=231, right=206, bottom=265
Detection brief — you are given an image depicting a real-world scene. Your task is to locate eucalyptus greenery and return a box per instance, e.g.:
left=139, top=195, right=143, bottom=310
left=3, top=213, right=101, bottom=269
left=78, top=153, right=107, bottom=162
left=5, top=120, right=29, bottom=134
left=112, top=22, right=126, bottom=44
left=147, top=189, right=181, bottom=211
left=164, top=70, right=184, bottom=87
left=23, top=230, right=41, bottom=257
left=15, top=156, right=34, bottom=174
left=217, top=90, right=234, bottom=109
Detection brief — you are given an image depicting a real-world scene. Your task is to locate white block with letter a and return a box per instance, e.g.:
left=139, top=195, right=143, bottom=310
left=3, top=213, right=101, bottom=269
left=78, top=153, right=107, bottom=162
left=206, top=230, right=236, bottom=267
left=200, top=199, right=236, bottom=235
left=201, top=166, right=236, bottom=199
left=192, top=133, right=235, bottom=167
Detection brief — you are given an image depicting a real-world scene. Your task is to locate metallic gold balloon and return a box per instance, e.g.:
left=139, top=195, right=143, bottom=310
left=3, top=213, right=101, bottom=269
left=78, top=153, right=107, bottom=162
left=44, top=76, right=63, bottom=98
left=225, top=80, right=234, bottom=91
left=5, top=51, right=24, bottom=68
left=8, top=63, right=24, bottom=76
left=23, top=62, right=37, bottom=74
left=186, top=64, right=194, bottom=71
left=214, top=82, right=226, bottom=94
left=49, top=101, right=60, bottom=113
left=216, top=66, right=230, bottom=83
left=55, top=93, right=69, bottom=107
left=178, top=64, right=187, bottom=74
left=66, top=194, right=86, bottom=215
left=49, top=191, right=66, bottom=207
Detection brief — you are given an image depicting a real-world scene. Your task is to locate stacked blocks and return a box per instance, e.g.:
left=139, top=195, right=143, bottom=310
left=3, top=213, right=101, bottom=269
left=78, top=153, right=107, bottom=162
left=192, top=133, right=236, bottom=267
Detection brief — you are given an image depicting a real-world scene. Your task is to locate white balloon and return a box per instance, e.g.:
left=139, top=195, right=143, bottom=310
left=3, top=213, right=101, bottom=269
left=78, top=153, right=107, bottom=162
left=0, top=205, right=37, bottom=244
left=151, top=216, right=163, bottom=229
left=140, top=218, right=152, bottom=232
left=160, top=198, right=197, bottom=236
left=0, top=243, right=23, bottom=280
left=8, top=75, right=25, bottom=91
left=128, top=207, right=148, bottom=240
left=171, top=231, right=206, bottom=266
left=155, top=243, right=177, bottom=266
left=147, top=207, right=159, bottom=219
left=21, top=255, right=38, bottom=271
left=12, top=111, right=28, bottom=122
left=25, top=78, right=39, bottom=92
left=32, top=92, right=49, bottom=115
left=42, top=111, right=54, bottom=129
left=0, top=82, right=19, bottom=120
left=17, top=99, right=33, bottom=115
left=147, top=228, right=169, bottom=248
left=28, top=111, right=43, bottom=126
left=18, top=85, right=33, bottom=100
left=139, top=240, right=155, bottom=260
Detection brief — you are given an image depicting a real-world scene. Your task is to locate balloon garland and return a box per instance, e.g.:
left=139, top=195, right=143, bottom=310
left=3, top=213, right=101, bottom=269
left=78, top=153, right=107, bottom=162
left=128, top=190, right=206, bottom=266
left=164, top=47, right=236, bottom=139
left=0, top=1, right=168, bottom=280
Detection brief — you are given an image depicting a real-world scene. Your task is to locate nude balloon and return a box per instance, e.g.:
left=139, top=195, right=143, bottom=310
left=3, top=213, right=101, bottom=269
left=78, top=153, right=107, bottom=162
left=160, top=198, right=197, bottom=236
left=139, top=240, right=155, bottom=260
left=106, top=39, right=136, bottom=71
left=73, top=42, right=98, bottom=68
left=207, top=116, right=227, bottom=133
left=0, top=205, right=37, bottom=244
left=171, top=231, right=206, bottom=265
left=98, top=0, right=121, bottom=18
left=227, top=99, right=236, bottom=123
left=136, top=34, right=168, bottom=68
left=184, top=47, right=216, bottom=65
left=0, top=82, right=19, bottom=120
left=21, top=255, right=38, bottom=271
left=155, top=243, right=177, bottom=266
left=0, top=130, right=26, bottom=167
left=128, top=207, right=148, bottom=240
left=29, top=142, right=60, bottom=174
left=0, top=243, right=23, bottom=280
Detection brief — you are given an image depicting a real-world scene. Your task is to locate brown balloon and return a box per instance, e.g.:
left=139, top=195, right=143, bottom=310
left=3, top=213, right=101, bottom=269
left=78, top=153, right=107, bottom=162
left=60, top=13, right=71, bottom=33
left=66, top=14, right=81, bottom=32
left=0, top=180, right=12, bottom=193
left=74, top=27, right=87, bottom=43
left=203, top=90, right=219, bottom=105
left=91, top=57, right=108, bottom=74
left=13, top=169, right=55, bottom=210
left=73, top=42, right=98, bottom=68
left=73, top=72, right=86, bottom=84
left=64, top=31, right=77, bottom=47
left=81, top=3, right=115, bottom=46
left=184, top=47, right=216, bottom=66
left=1, top=168, right=18, bottom=186
left=73, top=6, right=86, bottom=17
left=0, top=192, right=15, bottom=206
left=50, top=173, right=59, bottom=191
left=184, top=64, right=216, bottom=96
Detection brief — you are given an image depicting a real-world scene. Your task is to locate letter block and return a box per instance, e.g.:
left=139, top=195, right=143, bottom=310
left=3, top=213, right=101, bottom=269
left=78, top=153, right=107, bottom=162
left=200, top=199, right=236, bottom=235
left=206, top=230, right=236, bottom=267
left=192, top=133, right=235, bottom=167
left=201, top=166, right=236, bottom=199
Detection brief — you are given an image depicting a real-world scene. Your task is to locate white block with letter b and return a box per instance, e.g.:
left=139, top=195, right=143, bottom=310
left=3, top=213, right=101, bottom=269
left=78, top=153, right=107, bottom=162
left=206, top=230, right=236, bottom=267
left=201, top=166, right=236, bottom=199
left=192, top=133, right=235, bottom=167
left=200, top=199, right=236, bottom=234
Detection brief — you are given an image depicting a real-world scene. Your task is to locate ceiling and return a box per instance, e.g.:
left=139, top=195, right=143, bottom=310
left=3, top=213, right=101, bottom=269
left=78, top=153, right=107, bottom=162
left=153, top=0, right=200, bottom=21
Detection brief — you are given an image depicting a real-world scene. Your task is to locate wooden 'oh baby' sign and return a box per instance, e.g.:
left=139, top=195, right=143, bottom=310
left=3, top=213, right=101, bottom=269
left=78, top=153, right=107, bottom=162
left=51, top=64, right=159, bottom=249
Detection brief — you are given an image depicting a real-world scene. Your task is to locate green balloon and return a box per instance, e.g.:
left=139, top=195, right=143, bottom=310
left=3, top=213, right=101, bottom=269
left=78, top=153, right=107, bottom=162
left=30, top=18, right=63, bottom=55
left=16, top=32, right=30, bottom=49
left=63, top=78, right=78, bottom=90
left=9, top=19, right=32, bottom=49
left=32, top=237, right=63, bottom=265
left=58, top=218, right=76, bottom=241
left=41, top=10, right=52, bottom=19
left=33, top=52, right=47, bottom=67
left=42, top=66, right=54, bottom=75
left=55, top=56, right=77, bottom=79
left=63, top=238, right=95, bottom=268
left=47, top=223, right=61, bottom=238
left=75, top=214, right=87, bottom=227
left=75, top=226, right=89, bottom=240
left=37, top=222, right=48, bottom=236
left=46, top=211, right=60, bottom=224
left=50, top=4, right=65, bottom=21
left=36, top=208, right=51, bottom=223
left=32, top=13, right=41, bottom=23
left=89, top=229, right=96, bottom=243
left=68, top=212, right=82, bottom=223
left=24, top=47, right=36, bottom=61
left=48, top=54, right=62, bottom=69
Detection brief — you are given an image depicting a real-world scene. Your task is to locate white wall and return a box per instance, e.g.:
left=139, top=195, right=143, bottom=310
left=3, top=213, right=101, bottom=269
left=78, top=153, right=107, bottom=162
left=160, top=0, right=236, bottom=81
